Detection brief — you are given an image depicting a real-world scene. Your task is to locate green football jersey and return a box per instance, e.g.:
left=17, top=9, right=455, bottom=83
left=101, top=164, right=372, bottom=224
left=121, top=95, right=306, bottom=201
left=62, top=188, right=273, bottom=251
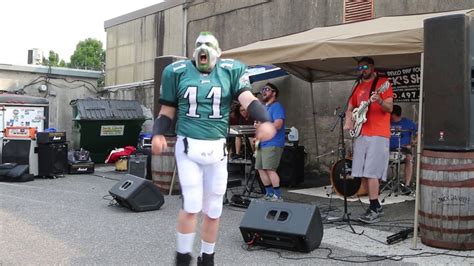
left=159, top=59, right=251, bottom=140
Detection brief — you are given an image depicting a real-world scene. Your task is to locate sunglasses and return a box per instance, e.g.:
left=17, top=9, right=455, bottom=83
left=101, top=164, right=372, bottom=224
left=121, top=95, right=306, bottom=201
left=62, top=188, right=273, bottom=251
left=356, top=65, right=370, bottom=71
left=261, top=87, right=274, bottom=93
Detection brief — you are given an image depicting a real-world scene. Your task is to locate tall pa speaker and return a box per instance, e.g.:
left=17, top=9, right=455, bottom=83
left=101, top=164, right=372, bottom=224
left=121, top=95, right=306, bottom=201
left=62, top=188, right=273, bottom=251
left=153, top=55, right=187, bottom=118
left=153, top=56, right=186, bottom=136
left=109, top=174, right=164, bottom=212
left=239, top=200, right=323, bottom=252
left=423, top=14, right=474, bottom=150
left=277, top=146, right=305, bottom=187
left=38, top=143, right=68, bottom=176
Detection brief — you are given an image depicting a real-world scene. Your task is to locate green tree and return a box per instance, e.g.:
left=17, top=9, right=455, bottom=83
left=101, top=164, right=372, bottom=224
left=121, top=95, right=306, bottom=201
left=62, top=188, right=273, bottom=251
left=42, top=50, right=64, bottom=67
left=69, top=38, right=105, bottom=71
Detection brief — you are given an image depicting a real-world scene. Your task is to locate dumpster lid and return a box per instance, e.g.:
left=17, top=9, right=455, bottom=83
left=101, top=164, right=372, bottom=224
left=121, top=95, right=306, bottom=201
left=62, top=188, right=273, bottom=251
left=71, top=99, right=145, bottom=120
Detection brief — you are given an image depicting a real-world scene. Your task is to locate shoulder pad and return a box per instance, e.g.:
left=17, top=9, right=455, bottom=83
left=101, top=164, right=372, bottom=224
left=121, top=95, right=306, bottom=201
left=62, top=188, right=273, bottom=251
left=218, top=59, right=245, bottom=71
left=166, top=60, right=190, bottom=73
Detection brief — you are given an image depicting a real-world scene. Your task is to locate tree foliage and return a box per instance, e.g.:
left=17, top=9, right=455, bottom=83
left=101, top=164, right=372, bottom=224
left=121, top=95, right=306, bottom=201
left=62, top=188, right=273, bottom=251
left=42, top=50, right=66, bottom=67
left=69, top=38, right=105, bottom=71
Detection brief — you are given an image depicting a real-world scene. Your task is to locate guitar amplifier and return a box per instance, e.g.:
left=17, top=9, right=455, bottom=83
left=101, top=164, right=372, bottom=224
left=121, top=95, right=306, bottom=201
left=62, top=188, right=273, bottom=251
left=68, top=161, right=95, bottom=174
left=37, top=132, right=66, bottom=144
left=128, top=155, right=147, bottom=179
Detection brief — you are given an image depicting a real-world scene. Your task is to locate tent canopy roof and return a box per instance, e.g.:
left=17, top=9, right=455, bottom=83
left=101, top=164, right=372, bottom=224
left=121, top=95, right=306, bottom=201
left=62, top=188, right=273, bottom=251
left=222, top=9, right=474, bottom=82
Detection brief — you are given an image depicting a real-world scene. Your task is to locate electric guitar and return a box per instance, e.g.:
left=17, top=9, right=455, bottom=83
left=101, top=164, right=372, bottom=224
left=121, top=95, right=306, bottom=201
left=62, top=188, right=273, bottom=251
left=349, top=80, right=391, bottom=138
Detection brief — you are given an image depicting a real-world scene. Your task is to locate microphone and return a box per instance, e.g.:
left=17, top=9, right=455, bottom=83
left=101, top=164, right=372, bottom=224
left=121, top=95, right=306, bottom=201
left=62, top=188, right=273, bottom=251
left=386, top=228, right=414, bottom=245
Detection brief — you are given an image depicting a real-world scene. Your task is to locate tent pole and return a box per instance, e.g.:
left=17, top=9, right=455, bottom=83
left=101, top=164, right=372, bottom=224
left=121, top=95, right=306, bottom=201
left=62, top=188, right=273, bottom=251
left=412, top=52, right=424, bottom=249
left=310, top=82, right=320, bottom=163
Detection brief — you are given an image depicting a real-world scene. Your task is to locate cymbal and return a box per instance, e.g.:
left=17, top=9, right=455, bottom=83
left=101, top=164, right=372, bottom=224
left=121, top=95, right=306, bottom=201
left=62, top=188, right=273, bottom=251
left=390, top=128, right=414, bottom=132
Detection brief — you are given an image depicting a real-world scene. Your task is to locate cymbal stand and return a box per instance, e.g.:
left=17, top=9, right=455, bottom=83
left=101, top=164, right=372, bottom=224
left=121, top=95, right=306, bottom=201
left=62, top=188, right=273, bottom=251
left=380, top=129, right=403, bottom=203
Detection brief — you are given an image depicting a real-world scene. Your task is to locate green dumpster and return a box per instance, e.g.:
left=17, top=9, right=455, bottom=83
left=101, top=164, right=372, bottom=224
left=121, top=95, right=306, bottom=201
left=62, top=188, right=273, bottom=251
left=70, top=99, right=146, bottom=163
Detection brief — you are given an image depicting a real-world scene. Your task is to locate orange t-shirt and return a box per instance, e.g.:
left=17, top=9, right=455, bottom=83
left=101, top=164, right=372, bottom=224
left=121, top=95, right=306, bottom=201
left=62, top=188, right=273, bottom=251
left=350, top=76, right=393, bottom=138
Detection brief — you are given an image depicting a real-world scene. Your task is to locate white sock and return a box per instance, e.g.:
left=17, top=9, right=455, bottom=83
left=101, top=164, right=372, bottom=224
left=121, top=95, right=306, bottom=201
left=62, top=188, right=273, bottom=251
left=176, top=232, right=195, bottom=254
left=200, top=240, right=215, bottom=255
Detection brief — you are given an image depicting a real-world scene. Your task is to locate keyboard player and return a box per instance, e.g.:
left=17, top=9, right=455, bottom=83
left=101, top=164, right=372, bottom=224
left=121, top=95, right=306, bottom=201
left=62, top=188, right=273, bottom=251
left=229, top=105, right=255, bottom=160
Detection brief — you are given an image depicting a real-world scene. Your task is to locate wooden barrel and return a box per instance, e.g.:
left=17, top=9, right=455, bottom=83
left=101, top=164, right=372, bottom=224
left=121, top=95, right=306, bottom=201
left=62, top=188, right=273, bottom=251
left=419, top=150, right=474, bottom=250
left=151, top=137, right=180, bottom=195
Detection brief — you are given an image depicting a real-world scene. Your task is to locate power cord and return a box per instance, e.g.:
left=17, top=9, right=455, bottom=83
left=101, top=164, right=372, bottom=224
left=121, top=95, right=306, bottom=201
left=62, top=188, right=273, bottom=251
left=102, top=194, right=119, bottom=207
left=242, top=243, right=474, bottom=263
left=92, top=173, right=120, bottom=181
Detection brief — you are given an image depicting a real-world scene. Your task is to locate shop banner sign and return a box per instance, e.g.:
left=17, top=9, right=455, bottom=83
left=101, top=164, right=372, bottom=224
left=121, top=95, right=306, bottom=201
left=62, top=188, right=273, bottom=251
left=381, top=66, right=420, bottom=103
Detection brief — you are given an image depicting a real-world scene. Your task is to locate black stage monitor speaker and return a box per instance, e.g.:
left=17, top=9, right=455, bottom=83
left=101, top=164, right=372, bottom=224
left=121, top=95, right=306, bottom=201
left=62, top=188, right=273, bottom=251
left=423, top=14, right=474, bottom=150
left=239, top=200, right=323, bottom=252
left=38, top=143, right=68, bottom=176
left=277, top=146, right=305, bottom=187
left=109, top=174, right=164, bottom=212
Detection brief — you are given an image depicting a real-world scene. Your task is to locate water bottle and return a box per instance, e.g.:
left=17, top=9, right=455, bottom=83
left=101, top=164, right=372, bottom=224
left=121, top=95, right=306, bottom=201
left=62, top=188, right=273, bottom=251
left=288, top=126, right=299, bottom=146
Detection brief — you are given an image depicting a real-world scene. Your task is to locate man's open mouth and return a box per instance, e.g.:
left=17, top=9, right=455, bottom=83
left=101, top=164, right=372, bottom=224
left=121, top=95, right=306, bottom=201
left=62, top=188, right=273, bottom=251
left=199, top=51, right=208, bottom=64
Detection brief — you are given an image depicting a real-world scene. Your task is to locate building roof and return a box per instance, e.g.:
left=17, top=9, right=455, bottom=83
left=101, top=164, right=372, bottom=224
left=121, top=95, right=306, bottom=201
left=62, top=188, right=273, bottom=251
left=0, top=64, right=102, bottom=79
left=104, top=0, right=185, bottom=29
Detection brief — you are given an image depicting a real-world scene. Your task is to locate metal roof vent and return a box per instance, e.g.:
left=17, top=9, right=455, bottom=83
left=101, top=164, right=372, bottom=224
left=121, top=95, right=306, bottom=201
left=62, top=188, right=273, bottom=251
left=343, top=0, right=374, bottom=23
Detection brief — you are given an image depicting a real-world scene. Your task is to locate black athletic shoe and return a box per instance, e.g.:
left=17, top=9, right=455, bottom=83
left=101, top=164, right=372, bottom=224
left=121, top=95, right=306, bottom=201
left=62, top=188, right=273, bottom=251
left=176, top=252, right=192, bottom=266
left=358, top=208, right=380, bottom=224
left=400, top=184, right=412, bottom=195
left=197, top=253, right=214, bottom=266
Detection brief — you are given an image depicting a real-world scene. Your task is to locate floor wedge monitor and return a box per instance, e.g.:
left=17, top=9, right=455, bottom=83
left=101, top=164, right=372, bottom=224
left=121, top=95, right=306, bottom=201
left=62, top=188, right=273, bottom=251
left=109, top=174, right=164, bottom=212
left=239, top=200, right=323, bottom=252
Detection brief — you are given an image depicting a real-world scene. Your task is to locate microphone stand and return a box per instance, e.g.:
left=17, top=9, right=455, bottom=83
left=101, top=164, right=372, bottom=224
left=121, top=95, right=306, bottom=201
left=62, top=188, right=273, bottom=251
left=327, top=77, right=362, bottom=234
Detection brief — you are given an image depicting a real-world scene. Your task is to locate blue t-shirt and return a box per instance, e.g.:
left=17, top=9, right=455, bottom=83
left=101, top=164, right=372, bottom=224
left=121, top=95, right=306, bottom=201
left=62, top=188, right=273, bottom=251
left=261, top=102, right=286, bottom=148
left=390, top=117, right=417, bottom=150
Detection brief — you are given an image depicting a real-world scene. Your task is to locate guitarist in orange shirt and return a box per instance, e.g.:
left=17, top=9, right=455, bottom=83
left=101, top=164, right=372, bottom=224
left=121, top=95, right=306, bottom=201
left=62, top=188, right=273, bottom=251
left=343, top=57, right=394, bottom=224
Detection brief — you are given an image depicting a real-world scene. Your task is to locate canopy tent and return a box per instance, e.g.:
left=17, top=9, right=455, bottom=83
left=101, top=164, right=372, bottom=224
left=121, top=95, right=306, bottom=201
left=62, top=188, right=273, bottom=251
left=223, top=9, right=474, bottom=82
left=247, top=65, right=288, bottom=83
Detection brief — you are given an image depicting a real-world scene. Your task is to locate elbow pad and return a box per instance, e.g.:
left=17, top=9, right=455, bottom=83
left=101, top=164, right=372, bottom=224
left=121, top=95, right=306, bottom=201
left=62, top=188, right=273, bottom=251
left=247, top=100, right=271, bottom=122
left=152, top=115, right=172, bottom=136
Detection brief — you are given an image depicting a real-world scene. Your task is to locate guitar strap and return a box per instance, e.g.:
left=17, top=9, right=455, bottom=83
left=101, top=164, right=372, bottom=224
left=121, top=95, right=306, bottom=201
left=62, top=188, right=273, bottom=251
left=369, top=75, right=380, bottom=98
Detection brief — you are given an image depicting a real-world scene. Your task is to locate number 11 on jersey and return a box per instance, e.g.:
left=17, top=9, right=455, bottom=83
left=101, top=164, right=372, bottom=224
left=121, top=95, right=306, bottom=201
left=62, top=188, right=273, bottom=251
left=184, top=86, right=223, bottom=119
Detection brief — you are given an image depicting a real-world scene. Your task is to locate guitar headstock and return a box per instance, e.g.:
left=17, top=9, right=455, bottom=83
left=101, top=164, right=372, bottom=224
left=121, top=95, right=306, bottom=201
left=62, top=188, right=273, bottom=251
left=377, top=80, right=391, bottom=94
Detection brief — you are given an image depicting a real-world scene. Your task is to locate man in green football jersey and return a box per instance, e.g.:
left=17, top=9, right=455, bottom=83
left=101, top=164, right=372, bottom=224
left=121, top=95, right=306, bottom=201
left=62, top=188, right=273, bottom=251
left=152, top=32, right=276, bottom=266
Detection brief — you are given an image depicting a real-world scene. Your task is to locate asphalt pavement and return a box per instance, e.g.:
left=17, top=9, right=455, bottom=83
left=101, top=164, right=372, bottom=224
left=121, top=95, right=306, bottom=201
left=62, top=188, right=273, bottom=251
left=0, top=166, right=472, bottom=265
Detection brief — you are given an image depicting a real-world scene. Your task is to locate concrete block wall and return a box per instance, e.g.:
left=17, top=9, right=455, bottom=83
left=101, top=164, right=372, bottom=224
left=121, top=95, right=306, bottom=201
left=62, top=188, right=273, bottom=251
left=185, top=0, right=343, bottom=57
left=105, top=5, right=184, bottom=86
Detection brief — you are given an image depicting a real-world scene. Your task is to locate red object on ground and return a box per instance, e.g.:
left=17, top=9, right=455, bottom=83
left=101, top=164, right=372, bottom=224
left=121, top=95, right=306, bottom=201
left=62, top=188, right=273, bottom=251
left=104, top=146, right=136, bottom=163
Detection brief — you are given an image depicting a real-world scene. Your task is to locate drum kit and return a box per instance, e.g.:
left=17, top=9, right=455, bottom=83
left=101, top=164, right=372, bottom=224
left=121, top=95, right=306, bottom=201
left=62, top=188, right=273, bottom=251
left=330, top=158, right=367, bottom=197
left=329, top=128, right=413, bottom=198
left=380, top=128, right=413, bottom=199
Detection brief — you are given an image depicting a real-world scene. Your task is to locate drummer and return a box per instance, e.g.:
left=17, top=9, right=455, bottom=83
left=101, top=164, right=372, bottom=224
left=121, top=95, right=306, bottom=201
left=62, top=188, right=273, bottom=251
left=390, top=105, right=417, bottom=194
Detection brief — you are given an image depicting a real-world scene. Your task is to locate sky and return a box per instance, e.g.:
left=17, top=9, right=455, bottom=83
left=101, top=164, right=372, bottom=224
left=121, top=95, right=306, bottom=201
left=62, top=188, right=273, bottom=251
left=0, top=0, right=163, bottom=65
